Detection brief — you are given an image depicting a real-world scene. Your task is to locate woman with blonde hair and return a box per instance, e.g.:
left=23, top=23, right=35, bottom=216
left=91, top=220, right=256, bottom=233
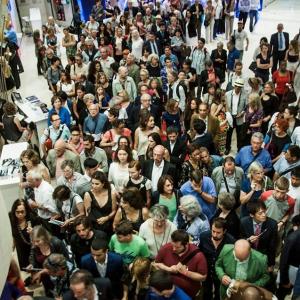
left=138, top=69, right=150, bottom=89
left=240, top=161, right=273, bottom=217
left=146, top=54, right=161, bottom=78
left=243, top=93, right=264, bottom=146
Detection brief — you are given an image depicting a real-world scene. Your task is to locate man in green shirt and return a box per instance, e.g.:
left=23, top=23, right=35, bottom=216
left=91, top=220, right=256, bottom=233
left=109, top=221, right=150, bottom=265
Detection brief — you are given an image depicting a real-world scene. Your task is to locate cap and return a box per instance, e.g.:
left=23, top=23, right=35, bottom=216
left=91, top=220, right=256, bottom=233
left=234, top=78, right=244, bottom=87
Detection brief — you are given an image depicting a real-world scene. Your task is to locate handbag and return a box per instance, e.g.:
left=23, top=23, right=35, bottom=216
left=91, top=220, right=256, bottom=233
left=249, top=61, right=257, bottom=73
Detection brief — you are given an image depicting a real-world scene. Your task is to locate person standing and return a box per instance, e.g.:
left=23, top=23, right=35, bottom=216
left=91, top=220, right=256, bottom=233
left=232, top=21, right=249, bottom=61
left=238, top=0, right=251, bottom=27
left=249, top=0, right=260, bottom=32
left=224, top=0, right=235, bottom=41
left=270, top=23, right=289, bottom=74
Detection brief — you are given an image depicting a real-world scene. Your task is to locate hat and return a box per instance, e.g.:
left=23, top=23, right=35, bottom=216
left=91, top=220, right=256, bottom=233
left=234, top=78, right=244, bottom=87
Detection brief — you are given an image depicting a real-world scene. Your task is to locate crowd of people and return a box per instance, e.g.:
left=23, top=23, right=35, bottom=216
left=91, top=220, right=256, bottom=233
left=2, top=0, right=300, bottom=300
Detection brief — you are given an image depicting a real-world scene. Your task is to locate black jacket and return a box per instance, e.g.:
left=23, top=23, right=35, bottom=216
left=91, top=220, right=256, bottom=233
left=143, top=39, right=163, bottom=56
left=211, top=48, right=227, bottom=75
left=199, top=67, right=224, bottom=94
left=240, top=216, right=278, bottom=267
left=270, top=31, right=289, bottom=53
left=193, top=133, right=216, bottom=155
left=183, top=15, right=198, bottom=38
left=142, top=159, right=178, bottom=187
left=163, top=138, right=187, bottom=168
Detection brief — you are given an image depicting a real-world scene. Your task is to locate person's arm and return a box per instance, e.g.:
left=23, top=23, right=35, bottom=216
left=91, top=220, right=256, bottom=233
left=142, top=207, right=149, bottom=221
left=99, top=151, right=108, bottom=173
left=83, top=192, right=92, bottom=215
left=112, top=208, right=122, bottom=231
left=13, top=117, right=26, bottom=132
left=73, top=99, right=79, bottom=120
left=253, top=257, right=270, bottom=287
left=193, top=184, right=216, bottom=204
left=240, top=189, right=255, bottom=205
left=177, top=264, right=207, bottom=282
left=134, top=128, right=139, bottom=150
left=215, top=247, right=231, bottom=286
left=245, top=37, right=249, bottom=51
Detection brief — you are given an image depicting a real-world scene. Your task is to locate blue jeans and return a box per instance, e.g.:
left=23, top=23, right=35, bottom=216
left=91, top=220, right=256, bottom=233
left=249, top=10, right=258, bottom=32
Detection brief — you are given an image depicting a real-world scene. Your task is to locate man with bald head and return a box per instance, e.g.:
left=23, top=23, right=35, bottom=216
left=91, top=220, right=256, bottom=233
left=83, top=104, right=107, bottom=142
left=46, top=139, right=81, bottom=178
left=215, top=239, right=270, bottom=299
left=270, top=23, right=289, bottom=73
left=142, top=144, right=177, bottom=192
left=112, top=66, right=137, bottom=101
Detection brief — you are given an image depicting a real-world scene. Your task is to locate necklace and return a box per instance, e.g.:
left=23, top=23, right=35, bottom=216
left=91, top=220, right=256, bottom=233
left=17, top=221, right=31, bottom=245
left=153, top=221, right=170, bottom=254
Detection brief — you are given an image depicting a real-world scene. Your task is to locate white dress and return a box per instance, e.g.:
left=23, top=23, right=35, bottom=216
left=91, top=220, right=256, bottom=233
left=131, top=39, right=144, bottom=61
left=185, top=22, right=198, bottom=48
left=108, top=162, right=129, bottom=193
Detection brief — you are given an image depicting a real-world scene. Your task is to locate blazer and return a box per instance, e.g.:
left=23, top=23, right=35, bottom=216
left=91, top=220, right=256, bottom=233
left=80, top=252, right=124, bottom=289
left=46, top=149, right=81, bottom=177
left=225, top=90, right=247, bottom=125
left=215, top=244, right=270, bottom=299
left=193, top=133, right=216, bottom=155
left=163, top=138, right=187, bottom=168
left=143, top=39, right=163, bottom=56
left=124, top=6, right=139, bottom=17
left=199, top=67, right=224, bottom=94
left=63, top=278, right=112, bottom=300
left=141, top=159, right=178, bottom=187
left=270, top=31, right=289, bottom=53
left=240, top=217, right=278, bottom=267
left=183, top=15, right=198, bottom=38
left=211, top=48, right=227, bottom=73
left=156, top=30, right=170, bottom=48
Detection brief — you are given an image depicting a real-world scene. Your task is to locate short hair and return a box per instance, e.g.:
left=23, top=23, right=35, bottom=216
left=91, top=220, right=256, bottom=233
left=218, top=192, right=236, bottom=211
left=149, top=270, right=173, bottom=292
left=157, top=175, right=174, bottom=194
left=76, top=84, right=86, bottom=92
left=285, top=106, right=298, bottom=117
left=128, top=160, right=141, bottom=171
left=115, top=220, right=133, bottom=235
left=248, top=161, right=263, bottom=180
left=122, top=187, right=144, bottom=209
left=53, top=185, right=71, bottom=201
left=211, top=217, right=227, bottom=230
left=199, top=37, right=205, bottom=44
left=251, top=132, right=264, bottom=141
left=223, top=156, right=235, bottom=165
left=149, top=204, right=169, bottom=220
left=50, top=112, right=59, bottom=122
left=83, top=157, right=98, bottom=169
left=74, top=216, right=92, bottom=230
left=193, top=119, right=206, bottom=135
left=235, top=61, right=243, bottom=68
left=32, top=225, right=52, bottom=244
left=91, top=238, right=109, bottom=251
left=70, top=270, right=94, bottom=287
left=247, top=201, right=267, bottom=215
left=70, top=125, right=80, bottom=134
left=164, top=56, right=172, bottom=62
left=190, top=169, right=203, bottom=184
left=61, top=159, right=74, bottom=170
left=27, top=169, right=43, bottom=180
left=3, top=102, right=17, bottom=115
left=51, top=95, right=62, bottom=106
left=108, top=107, right=119, bottom=118
left=291, top=167, right=300, bottom=179
left=179, top=195, right=201, bottom=218
left=275, top=118, right=289, bottom=132
left=83, top=134, right=95, bottom=143
left=275, top=176, right=289, bottom=191
left=288, top=145, right=300, bottom=159
left=171, top=229, right=189, bottom=246
left=43, top=254, right=67, bottom=272
left=166, top=126, right=178, bottom=135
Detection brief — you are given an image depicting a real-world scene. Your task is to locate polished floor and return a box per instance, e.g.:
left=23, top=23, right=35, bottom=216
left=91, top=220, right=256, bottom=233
left=17, top=0, right=300, bottom=107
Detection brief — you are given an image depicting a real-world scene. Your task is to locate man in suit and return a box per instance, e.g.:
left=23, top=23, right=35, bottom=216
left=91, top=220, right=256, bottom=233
left=62, top=269, right=112, bottom=300
left=142, top=145, right=177, bottom=192
left=46, top=139, right=81, bottom=178
left=270, top=23, right=289, bottom=74
left=156, top=22, right=170, bottom=49
left=81, top=239, right=124, bottom=299
left=210, top=42, right=227, bottom=84
left=143, top=31, right=162, bottom=56
left=163, top=126, right=186, bottom=172
left=129, top=93, right=160, bottom=131
left=124, top=0, right=139, bottom=18
left=225, top=78, right=247, bottom=153
left=215, top=239, right=270, bottom=300
left=240, top=201, right=278, bottom=272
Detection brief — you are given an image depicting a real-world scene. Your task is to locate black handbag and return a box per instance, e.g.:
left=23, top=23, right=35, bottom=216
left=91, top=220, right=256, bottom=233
left=249, top=61, right=257, bottom=73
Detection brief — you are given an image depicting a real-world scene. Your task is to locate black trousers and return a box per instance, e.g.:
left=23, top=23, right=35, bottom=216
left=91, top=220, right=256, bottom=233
left=226, top=118, right=244, bottom=152
left=276, top=284, right=293, bottom=300
left=239, top=11, right=249, bottom=27
left=203, top=274, right=221, bottom=300
left=272, top=50, right=286, bottom=74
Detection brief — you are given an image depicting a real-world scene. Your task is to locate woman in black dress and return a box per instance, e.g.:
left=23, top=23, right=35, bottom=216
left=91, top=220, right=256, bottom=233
left=255, top=43, right=273, bottom=84
left=9, top=199, right=39, bottom=268
left=84, top=171, right=117, bottom=236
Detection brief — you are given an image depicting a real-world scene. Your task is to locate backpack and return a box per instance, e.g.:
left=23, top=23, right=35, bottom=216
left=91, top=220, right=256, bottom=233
left=176, top=81, right=188, bottom=99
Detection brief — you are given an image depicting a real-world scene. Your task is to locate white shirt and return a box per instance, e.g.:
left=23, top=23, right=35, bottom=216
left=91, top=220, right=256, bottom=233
left=288, top=180, right=300, bottom=217
left=170, top=141, right=176, bottom=154
left=233, top=30, right=248, bottom=51
left=95, top=254, right=108, bottom=277
left=231, top=92, right=240, bottom=115
left=278, top=32, right=286, bottom=51
left=151, top=160, right=165, bottom=192
left=33, top=180, right=58, bottom=219
left=99, top=56, right=115, bottom=79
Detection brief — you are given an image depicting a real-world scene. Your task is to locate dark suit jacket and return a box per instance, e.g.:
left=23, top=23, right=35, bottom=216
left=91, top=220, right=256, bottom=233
left=143, top=39, right=163, bottom=56
left=211, top=49, right=227, bottom=79
left=129, top=104, right=161, bottom=131
left=156, top=30, right=170, bottom=48
left=193, top=133, right=216, bottom=155
left=183, top=15, right=197, bottom=38
left=163, top=138, right=187, bottom=168
left=270, top=31, right=289, bottom=53
left=62, top=278, right=112, bottom=300
left=240, top=216, right=278, bottom=267
left=124, top=6, right=139, bottom=17
left=80, top=252, right=124, bottom=284
left=142, top=159, right=177, bottom=187
left=199, top=68, right=224, bottom=94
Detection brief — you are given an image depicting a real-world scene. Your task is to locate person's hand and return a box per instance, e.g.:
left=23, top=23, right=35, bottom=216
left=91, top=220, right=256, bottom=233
left=26, top=224, right=33, bottom=235
left=248, top=235, right=259, bottom=243
left=277, top=221, right=284, bottom=231
left=251, top=182, right=257, bottom=191
left=29, top=201, right=39, bottom=209
left=97, top=216, right=109, bottom=225
left=268, top=266, right=274, bottom=273
left=282, top=282, right=292, bottom=289
left=51, top=214, right=61, bottom=220
left=222, top=275, right=232, bottom=286
left=191, top=182, right=202, bottom=194
left=177, top=263, right=188, bottom=275
left=152, top=262, right=165, bottom=270
left=110, top=141, right=117, bottom=147
left=19, top=182, right=28, bottom=189
left=32, top=271, right=43, bottom=284
left=169, top=265, right=179, bottom=274
left=61, top=219, right=71, bottom=228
